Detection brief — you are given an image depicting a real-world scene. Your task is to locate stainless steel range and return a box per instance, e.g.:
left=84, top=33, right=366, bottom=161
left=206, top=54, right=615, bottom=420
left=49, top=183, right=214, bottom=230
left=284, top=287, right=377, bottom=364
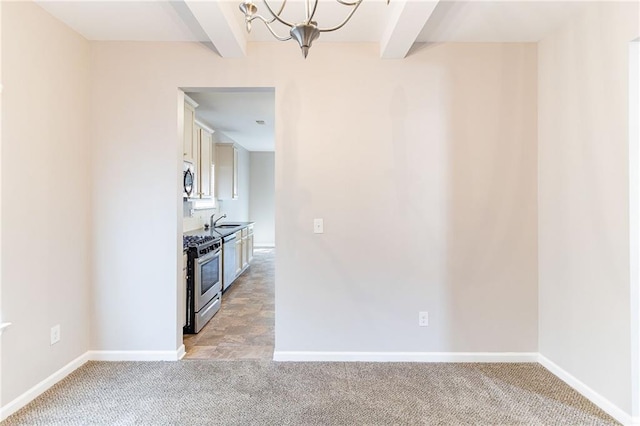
left=183, top=235, right=222, bottom=333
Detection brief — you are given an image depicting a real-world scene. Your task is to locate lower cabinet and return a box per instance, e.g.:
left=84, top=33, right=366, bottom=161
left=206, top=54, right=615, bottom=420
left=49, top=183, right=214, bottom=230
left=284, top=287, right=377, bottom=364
left=229, top=225, right=256, bottom=283
left=247, top=225, right=254, bottom=264
left=241, top=227, right=249, bottom=270
left=235, top=232, right=243, bottom=276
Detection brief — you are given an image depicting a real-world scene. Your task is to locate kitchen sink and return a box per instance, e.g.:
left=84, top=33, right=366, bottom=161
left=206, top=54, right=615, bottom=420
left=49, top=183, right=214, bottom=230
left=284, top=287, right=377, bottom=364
left=215, top=224, right=241, bottom=228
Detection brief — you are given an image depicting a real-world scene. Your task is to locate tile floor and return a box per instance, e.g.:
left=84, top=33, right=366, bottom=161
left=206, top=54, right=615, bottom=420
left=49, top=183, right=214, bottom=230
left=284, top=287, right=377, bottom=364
left=183, top=248, right=275, bottom=360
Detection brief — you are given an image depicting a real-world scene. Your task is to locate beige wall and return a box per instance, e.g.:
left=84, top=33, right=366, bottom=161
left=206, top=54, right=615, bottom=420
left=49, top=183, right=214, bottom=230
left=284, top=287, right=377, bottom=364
left=1, top=1, right=91, bottom=405
left=538, top=1, right=640, bottom=415
left=249, top=152, right=275, bottom=247
left=631, top=39, right=640, bottom=420
left=90, top=41, right=538, bottom=354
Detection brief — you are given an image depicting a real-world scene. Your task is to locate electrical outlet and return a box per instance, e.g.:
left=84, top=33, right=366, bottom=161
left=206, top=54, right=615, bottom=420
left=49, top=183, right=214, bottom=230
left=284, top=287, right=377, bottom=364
left=419, top=312, right=429, bottom=327
left=313, top=218, right=324, bottom=234
left=50, top=325, right=61, bottom=345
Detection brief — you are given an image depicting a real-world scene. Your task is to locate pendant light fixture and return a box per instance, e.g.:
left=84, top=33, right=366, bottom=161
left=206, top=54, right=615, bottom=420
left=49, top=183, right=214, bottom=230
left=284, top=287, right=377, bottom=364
left=239, top=0, right=387, bottom=58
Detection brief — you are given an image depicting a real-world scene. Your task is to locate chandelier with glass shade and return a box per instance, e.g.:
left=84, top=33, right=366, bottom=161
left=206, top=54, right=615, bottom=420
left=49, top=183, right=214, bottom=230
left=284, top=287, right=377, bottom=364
left=239, top=0, right=388, bottom=58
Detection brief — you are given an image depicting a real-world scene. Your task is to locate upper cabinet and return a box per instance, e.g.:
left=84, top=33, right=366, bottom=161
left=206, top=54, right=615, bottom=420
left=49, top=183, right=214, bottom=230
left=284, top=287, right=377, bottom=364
left=216, top=144, right=239, bottom=200
left=183, top=94, right=215, bottom=200
left=195, top=122, right=214, bottom=199
left=183, top=102, right=197, bottom=164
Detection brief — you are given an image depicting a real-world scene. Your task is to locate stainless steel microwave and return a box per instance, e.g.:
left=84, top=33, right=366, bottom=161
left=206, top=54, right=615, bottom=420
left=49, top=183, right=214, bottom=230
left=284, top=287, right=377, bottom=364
left=183, top=161, right=195, bottom=198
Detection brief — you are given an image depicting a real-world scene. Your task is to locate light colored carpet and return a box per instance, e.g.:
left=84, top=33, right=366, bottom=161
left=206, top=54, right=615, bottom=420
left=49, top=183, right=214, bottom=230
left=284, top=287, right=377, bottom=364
left=2, top=361, right=618, bottom=425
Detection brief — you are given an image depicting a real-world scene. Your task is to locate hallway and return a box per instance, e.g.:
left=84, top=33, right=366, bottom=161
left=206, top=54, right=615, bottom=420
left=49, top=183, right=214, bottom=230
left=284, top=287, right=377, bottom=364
left=183, top=248, right=275, bottom=360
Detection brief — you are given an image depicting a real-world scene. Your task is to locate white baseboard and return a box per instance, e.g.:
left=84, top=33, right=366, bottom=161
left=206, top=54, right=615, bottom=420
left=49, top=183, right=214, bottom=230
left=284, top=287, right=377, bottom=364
left=88, top=348, right=184, bottom=361
left=538, top=354, right=634, bottom=426
left=0, top=352, right=90, bottom=421
left=272, top=351, right=538, bottom=363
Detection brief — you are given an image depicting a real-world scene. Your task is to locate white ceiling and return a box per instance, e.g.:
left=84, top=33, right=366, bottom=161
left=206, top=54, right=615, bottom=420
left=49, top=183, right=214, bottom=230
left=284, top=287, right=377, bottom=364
left=36, top=1, right=209, bottom=41
left=417, top=1, right=589, bottom=42
left=37, top=0, right=593, bottom=148
left=37, top=0, right=592, bottom=46
left=187, top=89, right=276, bottom=152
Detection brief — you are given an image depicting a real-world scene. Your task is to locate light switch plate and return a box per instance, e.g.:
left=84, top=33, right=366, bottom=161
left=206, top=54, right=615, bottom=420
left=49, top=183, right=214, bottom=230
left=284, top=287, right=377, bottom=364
left=314, top=218, right=324, bottom=234
left=50, top=324, right=61, bottom=345
left=419, top=312, right=429, bottom=327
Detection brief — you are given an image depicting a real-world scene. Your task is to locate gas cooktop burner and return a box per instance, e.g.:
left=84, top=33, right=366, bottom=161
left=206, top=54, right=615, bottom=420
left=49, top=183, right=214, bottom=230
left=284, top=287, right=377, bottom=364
left=183, top=235, right=219, bottom=250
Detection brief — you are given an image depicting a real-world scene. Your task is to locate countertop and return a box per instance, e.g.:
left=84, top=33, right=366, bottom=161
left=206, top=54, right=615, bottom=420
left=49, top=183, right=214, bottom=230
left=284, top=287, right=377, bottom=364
left=184, top=221, right=255, bottom=239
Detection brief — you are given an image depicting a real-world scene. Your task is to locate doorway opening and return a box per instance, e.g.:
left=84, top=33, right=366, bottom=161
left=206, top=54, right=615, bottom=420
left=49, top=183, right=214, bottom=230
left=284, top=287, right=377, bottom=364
left=179, top=87, right=276, bottom=360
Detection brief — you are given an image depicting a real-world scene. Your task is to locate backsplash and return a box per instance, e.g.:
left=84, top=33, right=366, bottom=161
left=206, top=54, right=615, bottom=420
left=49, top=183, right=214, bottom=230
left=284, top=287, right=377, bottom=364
left=183, top=200, right=217, bottom=232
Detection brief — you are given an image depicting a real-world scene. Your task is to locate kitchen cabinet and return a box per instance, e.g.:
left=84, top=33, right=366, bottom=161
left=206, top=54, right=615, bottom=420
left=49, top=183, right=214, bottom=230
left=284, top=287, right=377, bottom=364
left=183, top=102, right=197, bottom=164
left=234, top=231, right=243, bottom=276
left=222, top=224, right=255, bottom=289
left=215, top=144, right=238, bottom=200
left=241, top=238, right=248, bottom=270
left=238, top=226, right=253, bottom=272
left=247, top=225, right=254, bottom=264
left=233, top=148, right=238, bottom=199
left=195, top=123, right=214, bottom=199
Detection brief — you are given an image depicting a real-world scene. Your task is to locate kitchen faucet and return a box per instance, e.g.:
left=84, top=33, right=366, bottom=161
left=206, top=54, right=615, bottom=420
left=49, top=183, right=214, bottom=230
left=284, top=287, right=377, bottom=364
left=210, top=213, right=227, bottom=229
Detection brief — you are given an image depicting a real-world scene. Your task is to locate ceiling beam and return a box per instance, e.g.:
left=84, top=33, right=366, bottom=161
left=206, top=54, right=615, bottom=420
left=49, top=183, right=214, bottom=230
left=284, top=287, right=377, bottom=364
left=380, top=0, right=440, bottom=59
left=183, top=0, right=247, bottom=58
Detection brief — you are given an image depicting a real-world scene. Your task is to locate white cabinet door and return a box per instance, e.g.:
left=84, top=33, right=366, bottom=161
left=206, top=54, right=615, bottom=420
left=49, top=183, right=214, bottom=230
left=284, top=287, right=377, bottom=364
left=232, top=147, right=239, bottom=199
left=242, top=236, right=248, bottom=270
left=247, top=225, right=254, bottom=264
left=198, top=129, right=213, bottom=198
left=235, top=239, right=243, bottom=276
left=183, top=103, right=196, bottom=163
left=248, top=234, right=254, bottom=264
left=215, top=144, right=239, bottom=200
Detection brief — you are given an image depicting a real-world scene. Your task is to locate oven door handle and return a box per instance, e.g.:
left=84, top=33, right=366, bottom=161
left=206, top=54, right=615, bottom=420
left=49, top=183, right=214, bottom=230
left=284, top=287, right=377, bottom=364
left=196, top=249, right=220, bottom=265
